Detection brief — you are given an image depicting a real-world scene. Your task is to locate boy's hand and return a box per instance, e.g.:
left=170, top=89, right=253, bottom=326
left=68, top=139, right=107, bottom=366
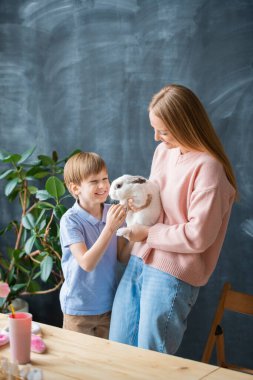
left=106, top=204, right=127, bottom=233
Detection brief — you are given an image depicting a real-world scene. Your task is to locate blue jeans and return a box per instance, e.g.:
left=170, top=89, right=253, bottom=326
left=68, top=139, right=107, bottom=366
left=109, top=255, right=199, bottom=354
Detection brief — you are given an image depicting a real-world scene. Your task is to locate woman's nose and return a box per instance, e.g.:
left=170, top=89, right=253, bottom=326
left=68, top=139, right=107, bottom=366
left=154, top=130, right=160, bottom=141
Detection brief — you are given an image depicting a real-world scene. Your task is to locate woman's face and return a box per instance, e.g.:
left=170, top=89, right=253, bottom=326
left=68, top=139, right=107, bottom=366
left=149, top=110, right=188, bottom=153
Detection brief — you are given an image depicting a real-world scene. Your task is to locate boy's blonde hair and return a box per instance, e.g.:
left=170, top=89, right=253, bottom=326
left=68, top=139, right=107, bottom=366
left=149, top=84, right=238, bottom=199
left=64, top=152, right=107, bottom=193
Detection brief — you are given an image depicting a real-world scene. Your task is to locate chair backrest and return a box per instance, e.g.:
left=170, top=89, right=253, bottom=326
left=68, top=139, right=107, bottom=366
left=201, top=282, right=253, bottom=375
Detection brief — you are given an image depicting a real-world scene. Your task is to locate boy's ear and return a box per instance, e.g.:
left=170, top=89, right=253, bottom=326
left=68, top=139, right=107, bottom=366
left=69, top=182, right=80, bottom=198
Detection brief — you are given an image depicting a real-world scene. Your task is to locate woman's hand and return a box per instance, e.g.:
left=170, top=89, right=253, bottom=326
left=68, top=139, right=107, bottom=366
left=126, top=198, right=150, bottom=241
left=127, top=224, right=150, bottom=242
left=106, top=204, right=127, bottom=233
left=128, top=196, right=152, bottom=212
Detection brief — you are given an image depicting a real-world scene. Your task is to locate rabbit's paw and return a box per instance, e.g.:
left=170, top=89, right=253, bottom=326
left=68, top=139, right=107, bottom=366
left=116, top=227, right=131, bottom=239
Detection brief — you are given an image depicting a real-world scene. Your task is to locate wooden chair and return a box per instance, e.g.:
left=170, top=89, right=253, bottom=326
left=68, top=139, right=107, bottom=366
left=201, top=282, right=253, bottom=375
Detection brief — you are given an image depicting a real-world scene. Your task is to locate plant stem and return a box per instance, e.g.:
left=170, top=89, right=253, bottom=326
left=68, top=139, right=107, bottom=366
left=44, top=210, right=54, bottom=241
left=43, top=243, right=62, bottom=262
left=14, top=180, right=28, bottom=250
left=21, top=278, right=64, bottom=295
left=9, top=180, right=28, bottom=273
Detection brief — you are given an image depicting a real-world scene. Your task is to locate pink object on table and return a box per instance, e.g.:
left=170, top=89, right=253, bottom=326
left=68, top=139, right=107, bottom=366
left=8, top=312, right=32, bottom=365
left=0, top=331, right=9, bottom=346
left=0, top=282, right=10, bottom=298
left=31, top=334, right=46, bottom=353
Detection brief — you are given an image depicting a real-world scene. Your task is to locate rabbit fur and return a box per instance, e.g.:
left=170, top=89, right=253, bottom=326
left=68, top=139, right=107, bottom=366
left=109, top=174, right=162, bottom=238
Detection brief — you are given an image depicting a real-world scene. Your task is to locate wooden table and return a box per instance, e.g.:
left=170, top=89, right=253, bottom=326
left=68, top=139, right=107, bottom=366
left=0, top=314, right=251, bottom=379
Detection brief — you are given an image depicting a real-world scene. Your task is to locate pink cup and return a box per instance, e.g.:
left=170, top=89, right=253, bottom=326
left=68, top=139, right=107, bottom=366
left=8, top=312, right=32, bottom=364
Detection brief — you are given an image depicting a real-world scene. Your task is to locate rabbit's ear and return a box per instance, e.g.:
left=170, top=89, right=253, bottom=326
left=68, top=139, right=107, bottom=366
left=130, top=177, right=147, bottom=184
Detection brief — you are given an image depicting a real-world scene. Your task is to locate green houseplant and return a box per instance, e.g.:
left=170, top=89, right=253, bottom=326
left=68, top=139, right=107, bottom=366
left=0, top=147, right=78, bottom=313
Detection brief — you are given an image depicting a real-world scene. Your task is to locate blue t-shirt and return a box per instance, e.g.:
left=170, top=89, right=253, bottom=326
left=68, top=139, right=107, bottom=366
left=59, top=202, right=118, bottom=315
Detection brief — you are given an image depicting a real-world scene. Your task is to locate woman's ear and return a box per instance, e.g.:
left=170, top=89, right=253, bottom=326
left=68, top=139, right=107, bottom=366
left=69, top=182, right=80, bottom=199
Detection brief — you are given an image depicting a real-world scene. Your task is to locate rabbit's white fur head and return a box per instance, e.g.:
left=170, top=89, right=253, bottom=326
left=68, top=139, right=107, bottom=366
left=109, top=174, right=161, bottom=227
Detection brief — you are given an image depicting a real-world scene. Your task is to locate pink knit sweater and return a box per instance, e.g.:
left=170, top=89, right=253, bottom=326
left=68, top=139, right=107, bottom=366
left=132, top=143, right=235, bottom=286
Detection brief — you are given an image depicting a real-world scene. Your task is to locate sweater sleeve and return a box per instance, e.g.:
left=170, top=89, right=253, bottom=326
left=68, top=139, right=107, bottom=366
left=147, top=169, right=235, bottom=254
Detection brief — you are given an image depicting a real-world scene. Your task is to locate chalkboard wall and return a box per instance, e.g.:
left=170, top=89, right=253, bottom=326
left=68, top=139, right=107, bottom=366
left=0, top=0, right=253, bottom=366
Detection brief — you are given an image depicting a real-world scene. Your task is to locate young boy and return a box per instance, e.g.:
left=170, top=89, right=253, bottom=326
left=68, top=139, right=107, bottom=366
left=59, top=152, right=131, bottom=339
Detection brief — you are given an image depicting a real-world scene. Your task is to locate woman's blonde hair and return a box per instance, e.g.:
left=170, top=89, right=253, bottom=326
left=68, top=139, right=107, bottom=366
left=149, top=84, right=238, bottom=198
left=64, top=152, right=107, bottom=192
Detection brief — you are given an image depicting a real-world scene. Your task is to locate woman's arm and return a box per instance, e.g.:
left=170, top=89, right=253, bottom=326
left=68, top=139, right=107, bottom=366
left=127, top=185, right=234, bottom=254
left=146, top=186, right=233, bottom=254
left=127, top=153, right=235, bottom=253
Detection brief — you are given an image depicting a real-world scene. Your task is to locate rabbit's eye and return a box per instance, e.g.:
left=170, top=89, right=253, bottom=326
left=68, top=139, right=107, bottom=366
left=116, top=183, right=122, bottom=189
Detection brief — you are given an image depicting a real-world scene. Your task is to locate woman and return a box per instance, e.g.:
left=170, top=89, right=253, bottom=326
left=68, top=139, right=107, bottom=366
left=109, top=84, right=238, bottom=354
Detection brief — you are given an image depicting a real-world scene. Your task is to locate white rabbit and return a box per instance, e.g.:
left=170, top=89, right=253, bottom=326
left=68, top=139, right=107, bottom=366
left=109, top=174, right=162, bottom=238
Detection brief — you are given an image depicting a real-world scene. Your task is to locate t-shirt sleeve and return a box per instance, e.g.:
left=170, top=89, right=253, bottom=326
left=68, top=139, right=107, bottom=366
left=60, top=215, right=85, bottom=248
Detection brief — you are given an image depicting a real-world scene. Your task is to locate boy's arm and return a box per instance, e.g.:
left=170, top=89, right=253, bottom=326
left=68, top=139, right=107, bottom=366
left=117, top=237, right=134, bottom=264
left=70, top=204, right=126, bottom=272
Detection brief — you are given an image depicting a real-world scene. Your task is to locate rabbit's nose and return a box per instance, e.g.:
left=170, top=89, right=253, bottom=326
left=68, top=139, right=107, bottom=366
left=115, top=183, right=122, bottom=189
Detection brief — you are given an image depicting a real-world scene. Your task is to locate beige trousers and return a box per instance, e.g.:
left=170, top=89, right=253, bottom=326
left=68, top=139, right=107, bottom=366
left=63, top=311, right=111, bottom=339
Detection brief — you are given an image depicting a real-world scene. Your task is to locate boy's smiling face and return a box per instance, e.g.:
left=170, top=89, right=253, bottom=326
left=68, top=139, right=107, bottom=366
left=71, top=168, right=110, bottom=208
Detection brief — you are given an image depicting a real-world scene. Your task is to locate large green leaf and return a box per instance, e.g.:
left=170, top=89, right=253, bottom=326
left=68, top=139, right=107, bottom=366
left=22, top=213, right=36, bottom=230
left=33, top=171, right=50, bottom=179
left=6, top=187, right=19, bottom=201
left=24, top=235, right=36, bottom=254
left=36, top=201, right=54, bottom=209
left=14, top=263, right=30, bottom=274
left=7, top=267, right=15, bottom=283
left=28, top=186, right=38, bottom=194
left=3, top=154, right=21, bottom=163
left=37, top=155, right=55, bottom=166
left=40, top=255, right=53, bottom=282
left=4, top=178, right=19, bottom=196
left=36, top=190, right=52, bottom=201
left=12, top=283, right=27, bottom=292
left=34, top=209, right=46, bottom=227
left=57, top=149, right=82, bottom=164
left=45, top=176, right=65, bottom=199
left=0, top=169, right=14, bottom=179
left=32, top=272, right=41, bottom=280
left=26, top=166, right=47, bottom=177
left=0, top=149, right=9, bottom=161
left=37, top=219, right=46, bottom=231
left=17, top=146, right=36, bottom=164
